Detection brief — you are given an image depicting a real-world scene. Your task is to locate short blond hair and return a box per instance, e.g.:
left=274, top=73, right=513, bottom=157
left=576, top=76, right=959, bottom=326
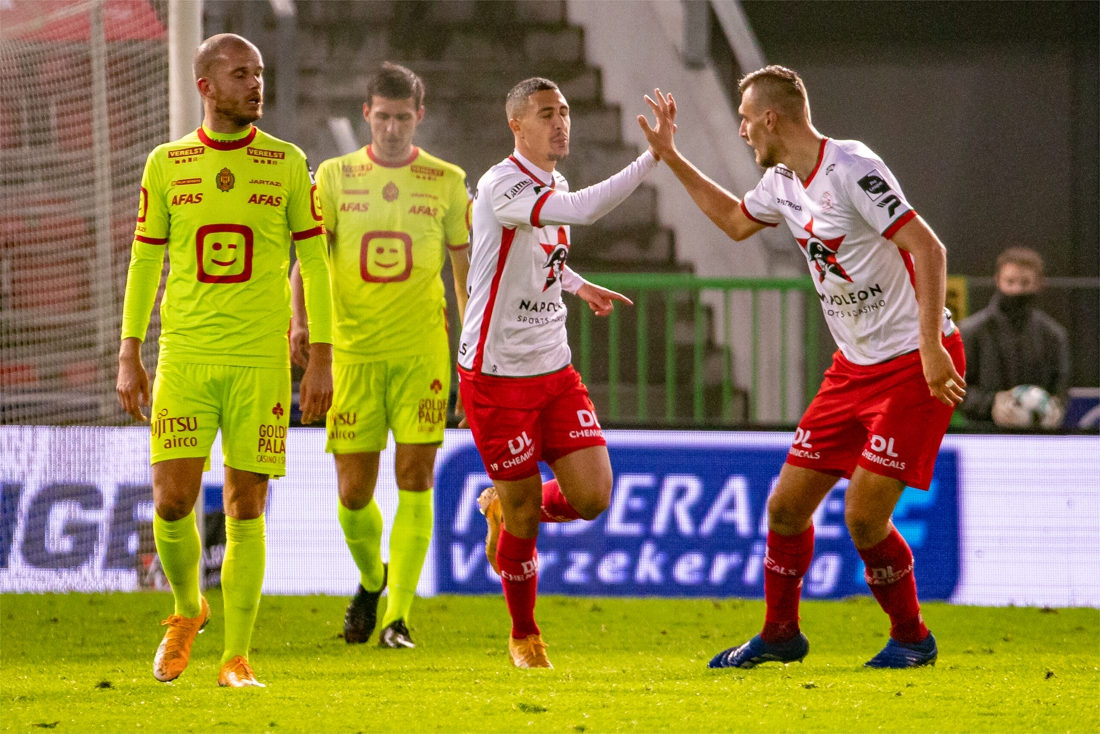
left=739, top=65, right=808, bottom=121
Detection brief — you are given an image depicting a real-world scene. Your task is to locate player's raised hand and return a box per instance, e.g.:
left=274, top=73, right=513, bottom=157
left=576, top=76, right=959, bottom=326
left=576, top=282, right=633, bottom=317
left=116, top=338, right=150, bottom=422
left=637, top=88, right=678, bottom=161
left=921, top=343, right=966, bottom=406
left=299, top=342, right=333, bottom=424
left=290, top=322, right=311, bottom=369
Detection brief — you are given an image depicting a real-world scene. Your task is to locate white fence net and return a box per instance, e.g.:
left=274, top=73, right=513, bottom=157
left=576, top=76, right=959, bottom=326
left=1, top=0, right=168, bottom=425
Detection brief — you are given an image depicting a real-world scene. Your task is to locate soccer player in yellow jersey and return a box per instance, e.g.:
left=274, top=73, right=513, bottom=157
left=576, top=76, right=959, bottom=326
left=116, top=34, right=334, bottom=688
left=290, top=63, right=469, bottom=648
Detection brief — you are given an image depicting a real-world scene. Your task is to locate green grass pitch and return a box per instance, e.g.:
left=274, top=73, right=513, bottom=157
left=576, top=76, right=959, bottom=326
left=2, top=592, right=1096, bottom=733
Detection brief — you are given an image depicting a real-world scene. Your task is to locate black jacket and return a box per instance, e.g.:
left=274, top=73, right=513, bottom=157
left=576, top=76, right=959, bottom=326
left=957, top=293, right=1070, bottom=422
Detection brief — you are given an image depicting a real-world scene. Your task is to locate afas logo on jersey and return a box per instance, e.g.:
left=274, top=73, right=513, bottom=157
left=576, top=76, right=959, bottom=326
left=247, top=193, right=282, bottom=207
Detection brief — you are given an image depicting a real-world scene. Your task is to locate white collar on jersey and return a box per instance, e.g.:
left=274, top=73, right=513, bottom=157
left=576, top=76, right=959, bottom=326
left=510, top=150, right=556, bottom=187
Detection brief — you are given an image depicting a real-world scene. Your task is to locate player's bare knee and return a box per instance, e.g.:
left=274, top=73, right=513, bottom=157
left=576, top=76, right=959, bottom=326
left=394, top=462, right=433, bottom=492
left=338, top=481, right=374, bottom=511
left=573, top=486, right=611, bottom=520
left=154, top=495, right=194, bottom=522
left=844, top=510, right=886, bottom=548
left=767, top=493, right=810, bottom=533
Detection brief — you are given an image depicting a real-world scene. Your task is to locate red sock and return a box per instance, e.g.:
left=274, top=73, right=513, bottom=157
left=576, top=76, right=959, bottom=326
left=539, top=479, right=582, bottom=523
left=858, top=527, right=929, bottom=644
left=760, top=526, right=815, bottom=643
left=497, top=529, right=540, bottom=639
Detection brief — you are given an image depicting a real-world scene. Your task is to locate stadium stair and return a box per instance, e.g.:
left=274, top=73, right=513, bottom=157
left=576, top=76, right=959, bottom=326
left=242, top=0, right=743, bottom=422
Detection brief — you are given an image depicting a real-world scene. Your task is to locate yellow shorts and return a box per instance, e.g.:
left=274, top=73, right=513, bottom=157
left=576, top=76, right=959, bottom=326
left=150, top=361, right=291, bottom=476
left=326, top=351, right=451, bottom=454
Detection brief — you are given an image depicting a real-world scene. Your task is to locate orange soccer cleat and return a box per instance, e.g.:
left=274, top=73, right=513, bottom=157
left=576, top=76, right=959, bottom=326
left=218, top=655, right=266, bottom=688
left=508, top=634, right=552, bottom=669
left=477, top=486, right=504, bottom=574
left=153, top=596, right=211, bottom=682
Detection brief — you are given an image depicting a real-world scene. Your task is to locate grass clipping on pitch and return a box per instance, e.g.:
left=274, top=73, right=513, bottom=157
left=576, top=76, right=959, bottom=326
left=1, top=592, right=1097, bottom=733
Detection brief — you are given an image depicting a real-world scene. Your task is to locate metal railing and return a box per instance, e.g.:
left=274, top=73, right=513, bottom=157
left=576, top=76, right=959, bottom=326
left=576, top=273, right=819, bottom=426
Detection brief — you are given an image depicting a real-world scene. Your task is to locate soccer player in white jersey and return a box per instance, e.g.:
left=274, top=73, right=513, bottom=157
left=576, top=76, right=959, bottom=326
left=638, top=66, right=966, bottom=669
left=461, top=77, right=665, bottom=668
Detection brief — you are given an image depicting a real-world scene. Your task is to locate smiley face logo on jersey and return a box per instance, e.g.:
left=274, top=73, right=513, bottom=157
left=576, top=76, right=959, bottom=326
left=795, top=217, right=851, bottom=284
left=540, top=226, right=570, bottom=291
left=360, top=230, right=413, bottom=283
left=196, top=223, right=254, bottom=283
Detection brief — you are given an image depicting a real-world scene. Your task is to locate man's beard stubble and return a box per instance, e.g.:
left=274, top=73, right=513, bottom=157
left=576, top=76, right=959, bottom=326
left=215, top=100, right=262, bottom=127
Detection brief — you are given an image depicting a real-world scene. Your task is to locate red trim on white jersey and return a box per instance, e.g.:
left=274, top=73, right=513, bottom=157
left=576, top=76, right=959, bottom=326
left=897, top=247, right=917, bottom=290
left=472, top=227, right=517, bottom=373
left=883, top=209, right=917, bottom=240
left=801, top=137, right=829, bottom=186
left=531, top=190, right=554, bottom=227
left=508, top=155, right=555, bottom=188
left=740, top=199, right=778, bottom=227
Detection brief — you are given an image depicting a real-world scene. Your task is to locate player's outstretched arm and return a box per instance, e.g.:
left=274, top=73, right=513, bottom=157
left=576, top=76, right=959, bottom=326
left=518, top=152, right=658, bottom=228
left=562, top=266, right=633, bottom=317
left=637, top=89, right=764, bottom=242
left=891, top=217, right=966, bottom=406
left=288, top=260, right=310, bottom=369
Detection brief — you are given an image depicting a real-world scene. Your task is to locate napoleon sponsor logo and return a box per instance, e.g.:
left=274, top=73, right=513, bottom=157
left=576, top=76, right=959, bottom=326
left=340, top=202, right=369, bottom=212
left=247, top=147, right=285, bottom=160
left=417, top=398, right=447, bottom=430
left=408, top=204, right=438, bottom=217
left=168, top=146, right=204, bottom=159
left=818, top=283, right=884, bottom=306
left=504, top=179, right=533, bottom=200
left=256, top=423, right=287, bottom=459
left=249, top=179, right=282, bottom=187
left=247, top=193, right=283, bottom=207
left=342, top=163, right=373, bottom=177
left=857, top=171, right=891, bottom=201
left=775, top=166, right=794, bottom=180
left=411, top=164, right=445, bottom=180
left=171, top=193, right=203, bottom=206
left=151, top=409, right=199, bottom=449
left=776, top=197, right=802, bottom=211
left=172, top=178, right=202, bottom=186
left=519, top=299, right=564, bottom=313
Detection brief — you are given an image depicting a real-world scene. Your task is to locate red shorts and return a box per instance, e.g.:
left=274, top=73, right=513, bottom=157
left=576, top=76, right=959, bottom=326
left=458, top=365, right=607, bottom=481
left=785, top=331, right=965, bottom=490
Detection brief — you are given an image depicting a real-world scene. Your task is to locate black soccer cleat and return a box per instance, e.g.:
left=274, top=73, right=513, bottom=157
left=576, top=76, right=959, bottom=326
left=378, top=619, right=415, bottom=649
left=864, top=633, right=938, bottom=669
left=708, top=632, right=810, bottom=669
left=344, top=565, right=386, bottom=644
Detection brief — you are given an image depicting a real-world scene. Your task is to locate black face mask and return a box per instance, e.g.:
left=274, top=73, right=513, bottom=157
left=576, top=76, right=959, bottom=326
left=997, top=292, right=1036, bottom=317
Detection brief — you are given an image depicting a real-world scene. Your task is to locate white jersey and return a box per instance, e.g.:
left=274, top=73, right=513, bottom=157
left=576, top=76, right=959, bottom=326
left=459, top=150, right=657, bottom=377
left=742, top=138, right=954, bottom=365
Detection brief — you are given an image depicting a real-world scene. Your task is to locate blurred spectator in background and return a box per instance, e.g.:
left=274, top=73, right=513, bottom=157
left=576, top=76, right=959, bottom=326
left=959, top=247, right=1069, bottom=428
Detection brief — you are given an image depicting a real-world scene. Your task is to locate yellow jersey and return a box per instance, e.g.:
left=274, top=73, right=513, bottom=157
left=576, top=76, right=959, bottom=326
left=316, top=145, right=470, bottom=363
left=121, top=124, right=332, bottom=368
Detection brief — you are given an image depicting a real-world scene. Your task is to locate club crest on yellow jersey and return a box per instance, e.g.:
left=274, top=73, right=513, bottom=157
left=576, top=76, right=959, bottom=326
left=217, top=167, right=235, bottom=192
left=383, top=181, right=399, bottom=201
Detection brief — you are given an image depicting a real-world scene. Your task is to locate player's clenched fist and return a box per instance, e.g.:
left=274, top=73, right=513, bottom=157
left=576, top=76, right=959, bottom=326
left=116, top=337, right=150, bottom=422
